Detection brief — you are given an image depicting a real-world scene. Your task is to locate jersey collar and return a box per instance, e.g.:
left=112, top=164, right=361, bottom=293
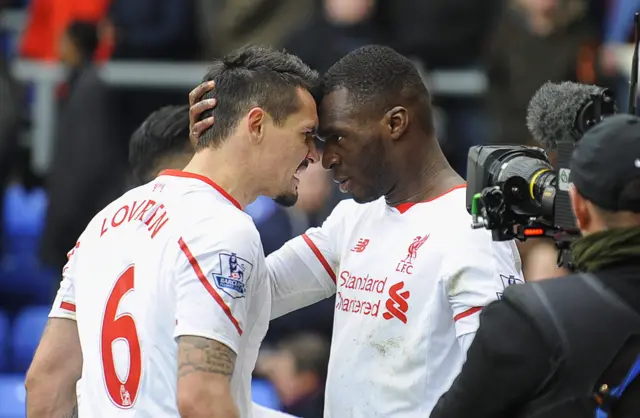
left=394, top=184, right=466, bottom=214
left=158, top=169, right=242, bottom=210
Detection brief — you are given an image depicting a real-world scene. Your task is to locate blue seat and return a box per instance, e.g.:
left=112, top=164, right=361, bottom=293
left=0, top=374, right=25, bottom=418
left=2, top=185, right=47, bottom=255
left=252, top=378, right=281, bottom=410
left=0, top=311, right=8, bottom=373
left=11, top=306, right=50, bottom=373
left=0, top=254, right=55, bottom=307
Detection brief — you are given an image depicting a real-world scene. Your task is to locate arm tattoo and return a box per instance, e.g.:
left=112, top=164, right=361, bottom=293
left=177, top=336, right=236, bottom=379
left=63, top=404, right=78, bottom=418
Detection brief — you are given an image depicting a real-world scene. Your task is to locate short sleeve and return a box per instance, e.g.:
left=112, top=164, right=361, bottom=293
left=267, top=199, right=354, bottom=319
left=442, top=233, right=523, bottom=338
left=173, top=219, right=260, bottom=354
left=49, top=240, right=82, bottom=320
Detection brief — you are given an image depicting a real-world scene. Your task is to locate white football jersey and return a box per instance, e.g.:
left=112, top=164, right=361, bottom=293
left=49, top=170, right=270, bottom=418
left=266, top=185, right=523, bottom=417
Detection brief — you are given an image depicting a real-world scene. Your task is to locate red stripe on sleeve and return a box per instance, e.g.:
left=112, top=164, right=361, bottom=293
left=454, top=306, right=482, bottom=322
left=302, top=234, right=336, bottom=283
left=178, top=238, right=243, bottom=335
left=60, top=301, right=76, bottom=312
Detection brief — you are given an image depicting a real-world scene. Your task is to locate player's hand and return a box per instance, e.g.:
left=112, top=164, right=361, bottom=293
left=189, top=81, right=217, bottom=145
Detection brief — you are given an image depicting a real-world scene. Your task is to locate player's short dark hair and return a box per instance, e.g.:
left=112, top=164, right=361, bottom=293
left=322, top=45, right=434, bottom=134
left=129, top=105, right=191, bottom=183
left=197, top=45, right=320, bottom=149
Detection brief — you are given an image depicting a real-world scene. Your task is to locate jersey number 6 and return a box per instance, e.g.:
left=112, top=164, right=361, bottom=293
left=100, top=265, right=142, bottom=408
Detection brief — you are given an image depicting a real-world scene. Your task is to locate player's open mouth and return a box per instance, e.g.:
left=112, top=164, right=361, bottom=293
left=294, top=159, right=309, bottom=180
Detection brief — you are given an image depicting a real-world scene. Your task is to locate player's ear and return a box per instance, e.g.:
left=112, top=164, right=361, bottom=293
left=384, top=106, right=409, bottom=141
left=247, top=107, right=266, bottom=145
left=569, top=185, right=589, bottom=231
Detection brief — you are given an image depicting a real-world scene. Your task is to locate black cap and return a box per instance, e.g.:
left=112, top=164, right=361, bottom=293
left=571, top=114, right=640, bottom=213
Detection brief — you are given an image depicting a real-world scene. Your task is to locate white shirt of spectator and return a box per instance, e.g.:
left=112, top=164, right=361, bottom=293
left=267, top=185, right=523, bottom=417
left=49, top=170, right=270, bottom=418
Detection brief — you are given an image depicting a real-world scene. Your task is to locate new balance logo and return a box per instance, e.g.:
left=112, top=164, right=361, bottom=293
left=351, top=238, right=370, bottom=253
left=382, top=281, right=411, bottom=324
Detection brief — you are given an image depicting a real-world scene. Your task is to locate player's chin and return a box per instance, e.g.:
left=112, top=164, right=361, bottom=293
left=349, top=184, right=378, bottom=204
left=273, top=190, right=298, bottom=207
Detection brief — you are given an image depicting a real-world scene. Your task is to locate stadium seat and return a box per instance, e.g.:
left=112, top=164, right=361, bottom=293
left=252, top=378, right=281, bottom=410
left=0, top=374, right=26, bottom=418
left=2, top=185, right=47, bottom=255
left=11, top=306, right=49, bottom=373
left=0, top=311, right=8, bottom=373
left=0, top=254, right=55, bottom=308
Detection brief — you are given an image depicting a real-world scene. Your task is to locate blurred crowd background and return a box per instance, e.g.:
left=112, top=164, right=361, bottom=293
left=0, top=0, right=637, bottom=416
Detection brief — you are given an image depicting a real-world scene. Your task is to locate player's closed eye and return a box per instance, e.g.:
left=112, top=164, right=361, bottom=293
left=317, top=134, right=343, bottom=144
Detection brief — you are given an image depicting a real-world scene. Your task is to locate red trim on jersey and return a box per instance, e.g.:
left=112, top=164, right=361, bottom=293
left=302, top=234, right=336, bottom=283
left=159, top=169, right=242, bottom=210
left=454, top=306, right=482, bottom=322
left=395, top=184, right=467, bottom=214
left=178, top=238, right=244, bottom=335
left=60, top=301, right=76, bottom=312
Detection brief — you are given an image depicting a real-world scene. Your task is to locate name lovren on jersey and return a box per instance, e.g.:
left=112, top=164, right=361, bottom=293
left=99, top=199, right=170, bottom=239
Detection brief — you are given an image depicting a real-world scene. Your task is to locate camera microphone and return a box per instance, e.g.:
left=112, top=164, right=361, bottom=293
left=526, top=81, right=615, bottom=151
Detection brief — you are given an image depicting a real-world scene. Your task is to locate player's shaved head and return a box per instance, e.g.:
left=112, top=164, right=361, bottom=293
left=317, top=45, right=438, bottom=204
left=321, top=45, right=434, bottom=136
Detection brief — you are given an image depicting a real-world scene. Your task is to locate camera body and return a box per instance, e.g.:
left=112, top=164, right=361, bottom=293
left=465, top=88, right=616, bottom=249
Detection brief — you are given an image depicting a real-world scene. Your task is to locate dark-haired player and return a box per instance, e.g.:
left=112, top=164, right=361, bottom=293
left=27, top=45, right=319, bottom=418
left=190, top=45, right=523, bottom=416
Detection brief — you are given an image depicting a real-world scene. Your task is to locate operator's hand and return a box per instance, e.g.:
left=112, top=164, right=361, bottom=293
left=188, top=81, right=217, bottom=146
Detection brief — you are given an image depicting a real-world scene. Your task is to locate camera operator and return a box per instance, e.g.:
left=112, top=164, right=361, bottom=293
left=430, top=113, right=640, bottom=418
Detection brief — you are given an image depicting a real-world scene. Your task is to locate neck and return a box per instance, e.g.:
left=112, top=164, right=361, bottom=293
left=384, top=140, right=464, bottom=207
left=182, top=147, right=260, bottom=209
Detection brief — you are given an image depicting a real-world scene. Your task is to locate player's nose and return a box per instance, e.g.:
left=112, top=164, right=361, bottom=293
left=322, top=146, right=340, bottom=170
left=307, top=139, right=320, bottom=164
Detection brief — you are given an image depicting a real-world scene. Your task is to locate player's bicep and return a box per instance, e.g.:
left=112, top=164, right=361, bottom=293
left=27, top=318, right=82, bottom=386
left=174, top=232, right=257, bottom=353
left=445, top=240, right=523, bottom=338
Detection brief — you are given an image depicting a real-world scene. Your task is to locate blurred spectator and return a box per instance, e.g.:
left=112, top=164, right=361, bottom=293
left=0, top=53, right=21, bottom=254
left=40, top=21, right=126, bottom=272
left=487, top=0, right=597, bottom=146
left=105, top=0, right=197, bottom=165
left=284, top=0, right=383, bottom=74
left=196, top=0, right=314, bottom=59
left=19, top=0, right=111, bottom=61
left=486, top=0, right=595, bottom=281
left=601, top=0, right=640, bottom=76
left=258, top=333, right=329, bottom=418
left=104, top=0, right=197, bottom=60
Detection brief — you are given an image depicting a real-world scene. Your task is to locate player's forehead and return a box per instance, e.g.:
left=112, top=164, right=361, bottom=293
left=287, top=87, right=318, bottom=129
left=318, top=88, right=363, bottom=135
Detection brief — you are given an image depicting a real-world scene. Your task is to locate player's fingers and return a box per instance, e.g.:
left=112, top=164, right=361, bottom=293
left=189, top=98, right=216, bottom=126
left=191, top=116, right=215, bottom=141
left=188, top=80, right=215, bottom=106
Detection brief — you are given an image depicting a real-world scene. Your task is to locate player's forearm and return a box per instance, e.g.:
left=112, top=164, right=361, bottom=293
left=25, top=375, right=78, bottom=418
left=178, top=389, right=239, bottom=418
left=177, top=336, right=240, bottom=418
